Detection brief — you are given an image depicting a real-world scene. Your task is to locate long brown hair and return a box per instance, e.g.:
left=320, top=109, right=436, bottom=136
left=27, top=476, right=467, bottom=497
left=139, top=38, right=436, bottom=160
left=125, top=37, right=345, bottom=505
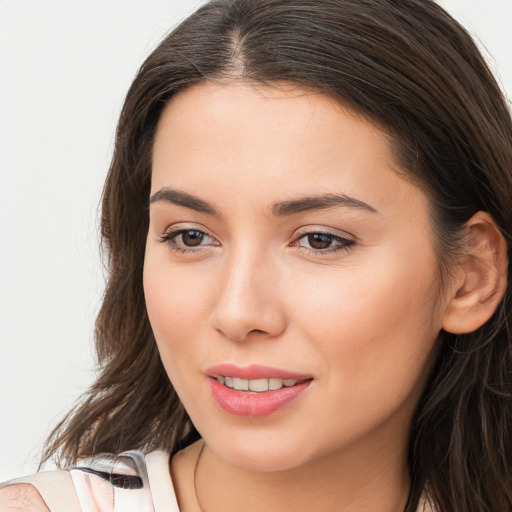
left=43, top=1, right=512, bottom=510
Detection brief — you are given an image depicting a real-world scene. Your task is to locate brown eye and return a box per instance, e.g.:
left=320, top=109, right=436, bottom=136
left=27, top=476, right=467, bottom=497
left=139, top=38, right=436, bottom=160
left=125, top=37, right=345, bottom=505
left=307, top=233, right=333, bottom=250
left=296, top=231, right=355, bottom=254
left=159, top=228, right=219, bottom=253
left=180, top=230, right=205, bottom=246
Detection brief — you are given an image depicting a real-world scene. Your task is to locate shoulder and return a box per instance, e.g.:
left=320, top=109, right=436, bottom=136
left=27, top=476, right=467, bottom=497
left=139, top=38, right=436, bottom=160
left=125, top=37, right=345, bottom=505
left=0, top=483, right=50, bottom=511
left=0, top=470, right=77, bottom=512
left=0, top=450, right=177, bottom=512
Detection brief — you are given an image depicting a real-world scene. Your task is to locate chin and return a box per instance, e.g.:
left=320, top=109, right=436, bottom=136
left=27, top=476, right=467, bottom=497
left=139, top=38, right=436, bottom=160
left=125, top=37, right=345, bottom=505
left=198, top=425, right=317, bottom=473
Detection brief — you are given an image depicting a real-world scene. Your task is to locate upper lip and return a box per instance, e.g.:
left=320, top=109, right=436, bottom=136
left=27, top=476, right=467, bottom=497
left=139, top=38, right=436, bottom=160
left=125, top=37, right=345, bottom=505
left=206, top=364, right=313, bottom=381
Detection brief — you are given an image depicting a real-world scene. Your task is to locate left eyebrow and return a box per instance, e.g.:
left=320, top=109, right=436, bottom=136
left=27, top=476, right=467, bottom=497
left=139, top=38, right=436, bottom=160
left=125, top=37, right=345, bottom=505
left=270, top=194, right=378, bottom=216
left=149, top=188, right=219, bottom=216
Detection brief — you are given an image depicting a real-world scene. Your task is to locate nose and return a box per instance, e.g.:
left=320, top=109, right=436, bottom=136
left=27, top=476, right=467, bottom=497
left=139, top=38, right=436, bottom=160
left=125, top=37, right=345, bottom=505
left=209, top=248, right=287, bottom=343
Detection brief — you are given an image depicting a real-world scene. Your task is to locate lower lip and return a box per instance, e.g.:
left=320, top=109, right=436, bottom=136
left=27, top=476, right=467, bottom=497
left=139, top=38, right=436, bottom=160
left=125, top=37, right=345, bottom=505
left=208, top=378, right=311, bottom=418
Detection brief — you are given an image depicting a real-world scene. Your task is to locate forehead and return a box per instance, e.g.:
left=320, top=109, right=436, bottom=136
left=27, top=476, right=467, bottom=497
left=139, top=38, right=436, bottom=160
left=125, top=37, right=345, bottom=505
left=153, top=81, right=389, bottom=156
left=151, top=81, right=427, bottom=221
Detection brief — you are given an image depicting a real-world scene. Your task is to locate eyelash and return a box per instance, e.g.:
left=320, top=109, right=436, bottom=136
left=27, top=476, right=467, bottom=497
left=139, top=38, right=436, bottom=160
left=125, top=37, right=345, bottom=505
left=158, top=228, right=219, bottom=254
left=158, top=228, right=356, bottom=255
left=293, top=231, right=356, bottom=255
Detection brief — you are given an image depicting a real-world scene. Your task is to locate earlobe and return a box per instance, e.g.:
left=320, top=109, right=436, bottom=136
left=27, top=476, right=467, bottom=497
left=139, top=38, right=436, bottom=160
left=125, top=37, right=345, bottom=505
left=442, top=212, right=508, bottom=334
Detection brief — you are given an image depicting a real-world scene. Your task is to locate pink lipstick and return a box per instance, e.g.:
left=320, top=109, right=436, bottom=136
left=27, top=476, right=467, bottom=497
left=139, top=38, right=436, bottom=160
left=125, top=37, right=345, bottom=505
left=206, top=364, right=313, bottom=418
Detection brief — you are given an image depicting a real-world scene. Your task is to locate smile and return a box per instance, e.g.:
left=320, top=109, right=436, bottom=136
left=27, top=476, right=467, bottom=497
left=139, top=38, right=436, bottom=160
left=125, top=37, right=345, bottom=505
left=216, top=376, right=300, bottom=392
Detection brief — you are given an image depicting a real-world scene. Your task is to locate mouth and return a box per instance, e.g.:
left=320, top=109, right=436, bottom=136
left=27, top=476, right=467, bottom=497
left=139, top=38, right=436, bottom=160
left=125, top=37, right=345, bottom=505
left=215, top=375, right=308, bottom=392
left=206, top=364, right=313, bottom=418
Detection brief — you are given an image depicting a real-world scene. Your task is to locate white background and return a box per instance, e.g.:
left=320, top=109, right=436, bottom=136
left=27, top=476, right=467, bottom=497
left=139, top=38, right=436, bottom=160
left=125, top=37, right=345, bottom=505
left=1, top=0, right=511, bottom=481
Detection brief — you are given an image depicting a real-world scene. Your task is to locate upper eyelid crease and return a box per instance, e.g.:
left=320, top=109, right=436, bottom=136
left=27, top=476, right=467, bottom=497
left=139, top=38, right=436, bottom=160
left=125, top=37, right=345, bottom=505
left=159, top=228, right=218, bottom=244
left=295, top=225, right=354, bottom=237
left=148, top=188, right=378, bottom=217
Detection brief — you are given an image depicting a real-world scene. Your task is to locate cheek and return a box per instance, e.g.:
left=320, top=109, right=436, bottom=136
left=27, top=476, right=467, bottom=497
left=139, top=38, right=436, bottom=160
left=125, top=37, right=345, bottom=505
left=280, top=262, right=440, bottom=448
left=143, top=253, right=214, bottom=364
left=143, top=258, right=214, bottom=411
left=289, top=251, right=441, bottom=395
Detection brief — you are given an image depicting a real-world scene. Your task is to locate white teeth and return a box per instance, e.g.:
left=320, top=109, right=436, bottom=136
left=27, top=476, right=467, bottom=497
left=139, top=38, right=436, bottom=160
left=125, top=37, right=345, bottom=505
left=269, top=378, right=283, bottom=391
left=248, top=379, right=269, bottom=392
left=233, top=377, right=249, bottom=391
left=218, top=376, right=301, bottom=392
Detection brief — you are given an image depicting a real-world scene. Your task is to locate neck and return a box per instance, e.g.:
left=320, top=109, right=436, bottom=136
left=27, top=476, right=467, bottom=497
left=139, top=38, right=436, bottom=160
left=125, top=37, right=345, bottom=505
left=195, top=433, right=411, bottom=512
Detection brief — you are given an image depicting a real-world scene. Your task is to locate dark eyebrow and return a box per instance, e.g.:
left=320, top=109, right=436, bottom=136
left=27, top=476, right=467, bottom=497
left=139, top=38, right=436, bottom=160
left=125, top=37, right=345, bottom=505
left=271, top=194, right=378, bottom=216
left=149, top=188, right=377, bottom=217
left=149, top=188, right=219, bottom=216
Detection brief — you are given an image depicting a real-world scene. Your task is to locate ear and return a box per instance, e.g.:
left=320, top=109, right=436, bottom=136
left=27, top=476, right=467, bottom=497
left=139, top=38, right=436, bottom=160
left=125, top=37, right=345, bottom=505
left=442, top=211, right=508, bottom=334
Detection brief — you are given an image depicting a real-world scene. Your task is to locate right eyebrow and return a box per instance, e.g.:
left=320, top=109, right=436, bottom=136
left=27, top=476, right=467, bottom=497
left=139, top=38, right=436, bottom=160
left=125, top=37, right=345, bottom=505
left=149, top=188, right=219, bottom=216
left=270, top=193, right=378, bottom=216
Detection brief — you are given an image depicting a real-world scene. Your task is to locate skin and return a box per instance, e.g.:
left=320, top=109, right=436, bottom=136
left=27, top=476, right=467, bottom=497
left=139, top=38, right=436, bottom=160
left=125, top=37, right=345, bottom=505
left=144, top=82, right=455, bottom=512
left=0, top=484, right=50, bottom=512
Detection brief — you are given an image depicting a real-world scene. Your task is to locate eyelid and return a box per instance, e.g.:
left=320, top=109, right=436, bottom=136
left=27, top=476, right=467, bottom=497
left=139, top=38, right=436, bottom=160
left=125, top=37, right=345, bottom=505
left=160, top=222, right=218, bottom=239
left=293, top=225, right=356, bottom=241
left=158, top=223, right=221, bottom=253
left=291, top=225, right=357, bottom=255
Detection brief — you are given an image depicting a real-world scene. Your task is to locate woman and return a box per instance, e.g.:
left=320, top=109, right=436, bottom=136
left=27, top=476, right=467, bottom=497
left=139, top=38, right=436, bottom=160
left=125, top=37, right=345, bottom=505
left=1, top=0, right=511, bottom=510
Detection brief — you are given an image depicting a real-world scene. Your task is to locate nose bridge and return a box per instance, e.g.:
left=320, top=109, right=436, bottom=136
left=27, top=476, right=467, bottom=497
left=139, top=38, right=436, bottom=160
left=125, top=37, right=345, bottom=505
left=210, top=241, right=286, bottom=342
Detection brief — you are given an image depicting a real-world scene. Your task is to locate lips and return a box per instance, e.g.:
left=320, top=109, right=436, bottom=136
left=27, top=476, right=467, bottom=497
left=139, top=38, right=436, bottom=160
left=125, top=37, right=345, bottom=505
left=206, top=364, right=313, bottom=418
left=207, top=363, right=312, bottom=381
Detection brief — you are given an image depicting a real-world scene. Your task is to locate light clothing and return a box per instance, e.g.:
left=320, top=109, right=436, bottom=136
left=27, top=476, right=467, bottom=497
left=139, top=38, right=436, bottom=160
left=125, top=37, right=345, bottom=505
left=1, top=450, right=434, bottom=511
left=0, top=451, right=178, bottom=512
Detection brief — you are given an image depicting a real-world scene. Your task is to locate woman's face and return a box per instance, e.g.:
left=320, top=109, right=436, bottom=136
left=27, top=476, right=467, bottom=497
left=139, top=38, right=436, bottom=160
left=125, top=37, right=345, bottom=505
left=144, top=82, right=450, bottom=472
